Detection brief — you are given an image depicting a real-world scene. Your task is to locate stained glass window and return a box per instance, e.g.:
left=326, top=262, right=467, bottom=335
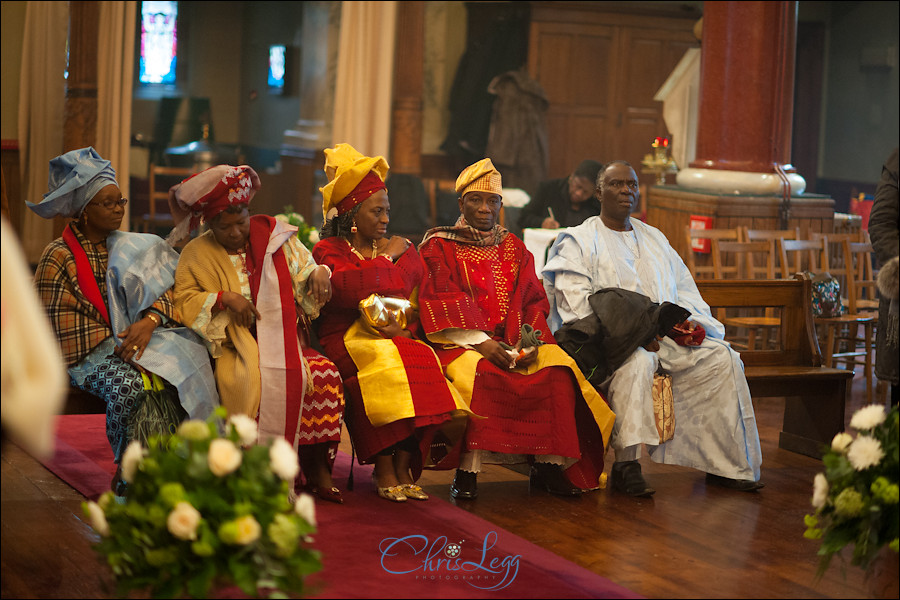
left=139, top=1, right=178, bottom=85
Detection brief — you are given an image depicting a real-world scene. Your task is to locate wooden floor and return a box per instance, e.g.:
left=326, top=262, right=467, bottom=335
left=0, top=373, right=885, bottom=599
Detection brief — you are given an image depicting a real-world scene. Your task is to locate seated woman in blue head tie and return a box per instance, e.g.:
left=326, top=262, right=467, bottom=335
left=28, top=147, right=220, bottom=494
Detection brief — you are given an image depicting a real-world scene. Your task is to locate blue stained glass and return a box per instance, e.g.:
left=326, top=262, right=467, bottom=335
left=140, top=1, right=178, bottom=85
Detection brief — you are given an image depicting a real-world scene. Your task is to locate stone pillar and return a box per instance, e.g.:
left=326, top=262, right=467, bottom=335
left=677, top=1, right=806, bottom=196
left=388, top=1, right=424, bottom=175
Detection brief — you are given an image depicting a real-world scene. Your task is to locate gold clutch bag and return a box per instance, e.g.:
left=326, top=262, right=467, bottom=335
left=358, top=294, right=414, bottom=329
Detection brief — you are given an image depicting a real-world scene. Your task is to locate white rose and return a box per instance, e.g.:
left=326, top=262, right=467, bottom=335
left=167, top=501, right=202, bottom=540
left=849, top=404, right=886, bottom=431
left=308, top=229, right=320, bottom=244
left=294, top=492, right=317, bottom=527
left=275, top=214, right=289, bottom=223
left=269, top=437, right=300, bottom=481
left=208, top=439, right=242, bottom=476
left=830, top=432, right=854, bottom=453
left=86, top=501, right=110, bottom=536
left=228, top=414, right=258, bottom=446
left=846, top=435, right=885, bottom=471
left=811, top=473, right=829, bottom=509
left=121, top=440, right=145, bottom=482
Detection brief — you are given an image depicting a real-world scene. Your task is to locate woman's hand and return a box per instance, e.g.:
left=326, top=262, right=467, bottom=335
left=115, top=314, right=159, bottom=362
left=374, top=312, right=411, bottom=340
left=474, top=339, right=515, bottom=370
left=307, top=265, right=332, bottom=304
left=382, top=236, right=411, bottom=261
left=221, top=291, right=261, bottom=328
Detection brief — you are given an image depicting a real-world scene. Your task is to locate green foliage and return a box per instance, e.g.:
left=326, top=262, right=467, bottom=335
left=275, top=206, right=320, bottom=252
left=82, top=407, right=321, bottom=598
left=804, top=404, right=899, bottom=577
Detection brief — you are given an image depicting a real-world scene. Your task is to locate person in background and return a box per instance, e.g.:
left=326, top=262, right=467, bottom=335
left=518, top=159, right=603, bottom=230
left=417, top=158, right=615, bottom=501
left=27, top=147, right=219, bottom=493
left=869, top=147, right=899, bottom=407
left=542, top=160, right=763, bottom=497
left=172, top=165, right=345, bottom=503
left=313, top=143, right=471, bottom=504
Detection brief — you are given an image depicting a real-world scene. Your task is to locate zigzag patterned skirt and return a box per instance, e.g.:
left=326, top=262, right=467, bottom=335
left=298, top=347, right=345, bottom=446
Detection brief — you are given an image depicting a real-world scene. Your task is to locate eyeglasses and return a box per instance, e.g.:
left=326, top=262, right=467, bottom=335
left=89, top=197, right=129, bottom=210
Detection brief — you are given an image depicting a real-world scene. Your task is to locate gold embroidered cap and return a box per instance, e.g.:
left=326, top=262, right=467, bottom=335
left=455, top=158, right=503, bottom=198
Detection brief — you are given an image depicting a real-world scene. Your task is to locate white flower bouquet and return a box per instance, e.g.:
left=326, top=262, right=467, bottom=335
left=83, top=407, right=321, bottom=598
left=275, top=206, right=320, bottom=252
left=804, top=403, right=899, bottom=576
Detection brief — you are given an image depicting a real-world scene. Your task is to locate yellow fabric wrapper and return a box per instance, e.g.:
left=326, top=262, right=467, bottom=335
left=343, top=319, right=472, bottom=428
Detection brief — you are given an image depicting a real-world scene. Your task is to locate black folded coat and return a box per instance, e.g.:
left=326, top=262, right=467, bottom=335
left=555, top=288, right=691, bottom=387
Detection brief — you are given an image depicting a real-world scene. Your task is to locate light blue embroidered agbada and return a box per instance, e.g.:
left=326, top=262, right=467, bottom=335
left=542, top=216, right=762, bottom=481
left=70, top=231, right=219, bottom=422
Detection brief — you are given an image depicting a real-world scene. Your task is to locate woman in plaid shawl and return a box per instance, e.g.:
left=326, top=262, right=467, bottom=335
left=28, top=148, right=219, bottom=493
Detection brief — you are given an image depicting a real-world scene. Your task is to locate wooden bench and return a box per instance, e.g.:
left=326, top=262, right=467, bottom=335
left=695, top=277, right=854, bottom=459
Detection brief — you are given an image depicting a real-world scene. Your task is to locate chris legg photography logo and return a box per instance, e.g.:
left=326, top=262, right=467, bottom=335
left=378, top=531, right=521, bottom=591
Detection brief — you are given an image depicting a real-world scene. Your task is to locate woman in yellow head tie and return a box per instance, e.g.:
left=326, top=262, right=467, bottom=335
left=313, top=144, right=471, bottom=503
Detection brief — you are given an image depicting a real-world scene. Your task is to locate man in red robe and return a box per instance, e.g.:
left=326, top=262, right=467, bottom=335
left=417, top=158, right=615, bottom=499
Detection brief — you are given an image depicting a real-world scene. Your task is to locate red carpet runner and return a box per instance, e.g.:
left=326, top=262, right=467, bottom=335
left=45, top=414, right=640, bottom=599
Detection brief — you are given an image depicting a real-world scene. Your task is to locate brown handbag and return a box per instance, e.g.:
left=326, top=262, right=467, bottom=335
left=652, top=373, right=675, bottom=443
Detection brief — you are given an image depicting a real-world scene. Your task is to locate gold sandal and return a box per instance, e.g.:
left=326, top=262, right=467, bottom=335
left=400, top=483, right=429, bottom=500
left=373, top=473, right=407, bottom=502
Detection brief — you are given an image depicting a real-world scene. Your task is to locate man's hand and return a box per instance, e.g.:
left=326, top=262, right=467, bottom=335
left=541, top=216, right=560, bottom=229
left=514, top=346, right=538, bottom=368
left=221, top=291, right=261, bottom=328
left=475, top=339, right=515, bottom=369
left=643, top=334, right=664, bottom=353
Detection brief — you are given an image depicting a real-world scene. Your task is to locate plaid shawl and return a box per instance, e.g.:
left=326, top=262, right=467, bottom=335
left=34, top=225, right=176, bottom=366
left=419, top=216, right=509, bottom=248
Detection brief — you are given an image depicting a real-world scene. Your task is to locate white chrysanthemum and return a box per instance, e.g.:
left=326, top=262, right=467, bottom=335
left=812, top=473, right=829, bottom=509
left=846, top=435, right=885, bottom=471
left=228, top=414, right=258, bottom=446
left=269, top=437, right=300, bottom=481
left=295, top=492, right=317, bottom=527
left=208, top=439, right=242, bottom=476
left=850, top=404, right=886, bottom=431
left=86, top=501, right=110, bottom=536
left=275, top=214, right=289, bottom=223
left=167, top=501, right=201, bottom=540
left=308, top=229, right=320, bottom=244
left=121, top=440, right=145, bottom=482
left=831, top=432, right=854, bottom=453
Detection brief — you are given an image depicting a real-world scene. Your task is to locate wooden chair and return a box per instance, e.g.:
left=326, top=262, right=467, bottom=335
left=132, top=164, right=193, bottom=234
left=711, top=239, right=779, bottom=349
left=684, top=226, right=742, bottom=280
left=742, top=226, right=801, bottom=275
left=779, top=237, right=876, bottom=404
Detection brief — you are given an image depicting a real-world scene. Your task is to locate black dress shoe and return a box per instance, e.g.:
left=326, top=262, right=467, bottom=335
left=610, top=461, right=655, bottom=497
left=450, top=469, right=478, bottom=500
left=706, top=473, right=764, bottom=492
left=530, top=463, right=583, bottom=496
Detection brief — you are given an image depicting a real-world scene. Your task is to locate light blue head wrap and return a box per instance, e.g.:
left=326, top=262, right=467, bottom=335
left=26, top=147, right=118, bottom=219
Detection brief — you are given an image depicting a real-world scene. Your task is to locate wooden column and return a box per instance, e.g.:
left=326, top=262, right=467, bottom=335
left=388, top=1, right=424, bottom=175
left=691, top=1, right=797, bottom=173
left=57, top=1, right=99, bottom=237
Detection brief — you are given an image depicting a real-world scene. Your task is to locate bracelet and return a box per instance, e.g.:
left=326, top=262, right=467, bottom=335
left=319, top=264, right=332, bottom=278
left=146, top=313, right=161, bottom=326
